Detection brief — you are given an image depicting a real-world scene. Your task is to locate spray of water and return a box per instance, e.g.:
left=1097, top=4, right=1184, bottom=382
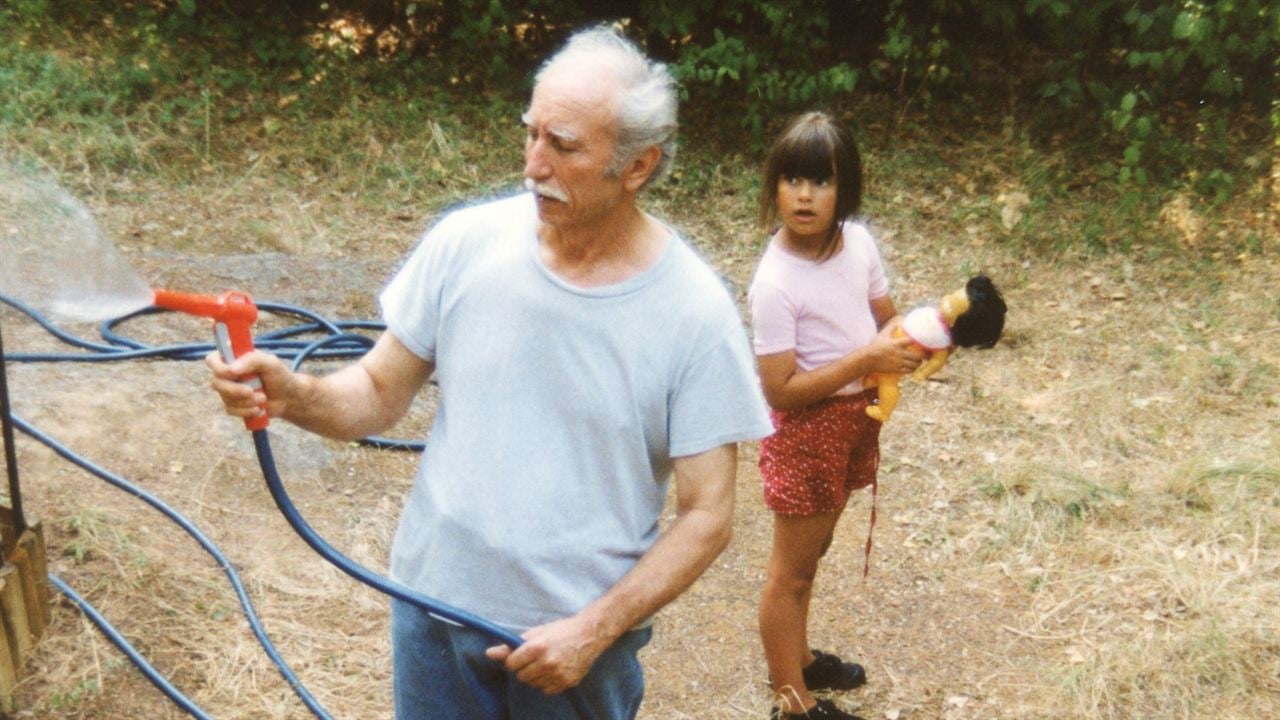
left=0, top=161, right=154, bottom=322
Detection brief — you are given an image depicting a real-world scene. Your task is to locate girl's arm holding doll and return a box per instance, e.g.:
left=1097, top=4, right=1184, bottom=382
left=757, top=296, right=922, bottom=411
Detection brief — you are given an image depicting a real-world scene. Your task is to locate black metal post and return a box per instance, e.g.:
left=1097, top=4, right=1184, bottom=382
left=0, top=314, right=25, bottom=535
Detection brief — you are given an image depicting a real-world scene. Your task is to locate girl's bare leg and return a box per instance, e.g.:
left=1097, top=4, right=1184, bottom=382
left=759, top=509, right=842, bottom=713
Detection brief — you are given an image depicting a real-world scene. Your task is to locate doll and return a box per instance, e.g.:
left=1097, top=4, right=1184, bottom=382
left=865, top=274, right=1007, bottom=422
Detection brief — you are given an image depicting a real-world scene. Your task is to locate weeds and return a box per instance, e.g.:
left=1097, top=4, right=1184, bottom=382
left=49, top=677, right=100, bottom=711
left=968, top=452, right=1280, bottom=718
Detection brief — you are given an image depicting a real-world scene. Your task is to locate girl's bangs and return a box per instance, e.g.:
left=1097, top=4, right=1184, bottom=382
left=777, top=130, right=836, bottom=181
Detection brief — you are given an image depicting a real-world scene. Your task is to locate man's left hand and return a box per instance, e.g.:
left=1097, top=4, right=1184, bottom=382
left=484, top=615, right=606, bottom=694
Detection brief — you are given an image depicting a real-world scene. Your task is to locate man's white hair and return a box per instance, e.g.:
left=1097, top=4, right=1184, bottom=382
left=536, top=25, right=678, bottom=188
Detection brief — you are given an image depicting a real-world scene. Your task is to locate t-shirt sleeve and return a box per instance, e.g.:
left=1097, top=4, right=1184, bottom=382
left=378, top=221, right=456, bottom=362
left=748, top=280, right=797, bottom=356
left=860, top=227, right=890, bottom=300
left=668, top=325, right=774, bottom=458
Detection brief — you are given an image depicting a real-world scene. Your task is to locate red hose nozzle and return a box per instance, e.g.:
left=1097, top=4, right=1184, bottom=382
left=152, top=289, right=267, bottom=430
left=152, top=289, right=258, bottom=324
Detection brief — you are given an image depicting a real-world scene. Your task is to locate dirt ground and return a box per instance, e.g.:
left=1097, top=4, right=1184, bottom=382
left=2, top=180, right=1278, bottom=719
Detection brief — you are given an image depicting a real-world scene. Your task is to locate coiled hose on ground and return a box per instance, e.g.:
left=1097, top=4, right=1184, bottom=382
left=1, top=292, right=587, bottom=718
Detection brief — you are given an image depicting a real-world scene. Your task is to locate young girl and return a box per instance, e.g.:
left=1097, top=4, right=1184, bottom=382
left=748, top=112, right=922, bottom=720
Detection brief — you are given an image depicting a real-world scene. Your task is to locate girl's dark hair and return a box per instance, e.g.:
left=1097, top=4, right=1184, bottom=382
left=758, top=111, right=863, bottom=260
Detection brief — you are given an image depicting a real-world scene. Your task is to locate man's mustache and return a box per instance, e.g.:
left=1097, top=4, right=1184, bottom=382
left=524, top=178, right=568, bottom=202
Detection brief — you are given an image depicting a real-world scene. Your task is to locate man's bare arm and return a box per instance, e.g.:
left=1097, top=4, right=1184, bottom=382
left=206, top=332, right=434, bottom=441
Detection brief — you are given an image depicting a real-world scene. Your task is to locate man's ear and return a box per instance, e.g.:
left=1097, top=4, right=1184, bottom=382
left=621, top=146, right=662, bottom=192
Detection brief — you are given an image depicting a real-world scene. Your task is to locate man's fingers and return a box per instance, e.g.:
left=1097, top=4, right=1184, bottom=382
left=210, top=386, right=263, bottom=418
left=487, top=642, right=565, bottom=693
left=515, top=666, right=571, bottom=695
left=205, top=348, right=262, bottom=380
left=488, top=642, right=542, bottom=676
left=210, top=372, right=255, bottom=397
left=206, top=356, right=268, bottom=418
left=502, top=640, right=538, bottom=671
left=204, top=349, right=234, bottom=377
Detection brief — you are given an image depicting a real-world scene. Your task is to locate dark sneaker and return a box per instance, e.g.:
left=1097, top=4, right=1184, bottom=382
left=770, top=698, right=867, bottom=719
left=802, top=649, right=867, bottom=691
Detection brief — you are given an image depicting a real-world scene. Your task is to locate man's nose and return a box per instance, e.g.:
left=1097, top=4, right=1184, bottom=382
left=524, top=138, right=550, bottom=179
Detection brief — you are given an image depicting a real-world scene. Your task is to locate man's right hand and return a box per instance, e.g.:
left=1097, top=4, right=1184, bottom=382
left=204, top=349, right=297, bottom=423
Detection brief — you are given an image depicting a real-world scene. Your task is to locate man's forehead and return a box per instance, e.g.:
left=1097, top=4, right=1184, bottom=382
left=526, top=74, right=615, bottom=135
left=521, top=110, right=582, bottom=141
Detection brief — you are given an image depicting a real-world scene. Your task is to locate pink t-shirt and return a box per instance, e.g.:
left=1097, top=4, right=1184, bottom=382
left=748, top=221, right=890, bottom=395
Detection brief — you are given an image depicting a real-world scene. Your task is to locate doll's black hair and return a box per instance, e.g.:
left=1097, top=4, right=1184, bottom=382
left=951, top=275, right=1007, bottom=348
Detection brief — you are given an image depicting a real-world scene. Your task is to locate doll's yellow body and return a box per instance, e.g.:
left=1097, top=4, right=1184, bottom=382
left=865, top=287, right=970, bottom=422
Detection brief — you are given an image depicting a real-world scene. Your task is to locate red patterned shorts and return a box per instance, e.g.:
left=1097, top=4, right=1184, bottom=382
left=759, top=390, right=881, bottom=516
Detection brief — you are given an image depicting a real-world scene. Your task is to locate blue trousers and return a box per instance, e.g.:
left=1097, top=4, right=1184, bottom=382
left=391, top=599, right=652, bottom=719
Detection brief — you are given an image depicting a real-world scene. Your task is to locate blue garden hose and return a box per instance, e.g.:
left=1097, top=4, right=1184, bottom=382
left=2, top=292, right=594, bottom=718
left=258, top=326, right=598, bottom=715
left=10, top=412, right=331, bottom=720
left=48, top=573, right=215, bottom=720
left=3, top=294, right=374, bottom=365
left=251, top=429, right=522, bottom=649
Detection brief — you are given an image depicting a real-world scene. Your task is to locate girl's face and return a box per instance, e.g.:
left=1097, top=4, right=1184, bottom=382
left=776, top=174, right=838, bottom=248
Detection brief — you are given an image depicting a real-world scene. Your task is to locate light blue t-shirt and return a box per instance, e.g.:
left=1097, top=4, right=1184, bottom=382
left=380, top=192, right=773, bottom=630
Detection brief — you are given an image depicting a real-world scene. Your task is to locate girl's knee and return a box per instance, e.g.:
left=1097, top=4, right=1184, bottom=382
left=764, top=569, right=817, bottom=600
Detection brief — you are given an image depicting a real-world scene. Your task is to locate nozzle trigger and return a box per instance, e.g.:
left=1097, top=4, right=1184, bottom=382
left=214, top=322, right=261, bottom=390
left=215, top=321, right=266, bottom=429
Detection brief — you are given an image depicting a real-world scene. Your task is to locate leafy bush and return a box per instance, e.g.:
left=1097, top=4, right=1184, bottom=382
left=4, top=0, right=1275, bottom=195
left=1019, top=0, right=1277, bottom=192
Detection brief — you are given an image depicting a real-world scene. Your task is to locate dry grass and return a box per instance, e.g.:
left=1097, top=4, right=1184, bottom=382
left=2, top=91, right=1278, bottom=720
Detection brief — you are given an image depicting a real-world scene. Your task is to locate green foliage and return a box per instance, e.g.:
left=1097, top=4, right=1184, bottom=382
left=876, top=0, right=956, bottom=102
left=670, top=28, right=858, bottom=137
left=49, top=677, right=101, bottom=711
left=3, top=0, right=1275, bottom=201
left=655, top=0, right=1274, bottom=193
left=641, top=1, right=864, bottom=136
left=1022, top=0, right=1277, bottom=193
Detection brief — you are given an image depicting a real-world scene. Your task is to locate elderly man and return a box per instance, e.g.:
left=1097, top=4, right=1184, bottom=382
left=207, top=25, right=772, bottom=720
